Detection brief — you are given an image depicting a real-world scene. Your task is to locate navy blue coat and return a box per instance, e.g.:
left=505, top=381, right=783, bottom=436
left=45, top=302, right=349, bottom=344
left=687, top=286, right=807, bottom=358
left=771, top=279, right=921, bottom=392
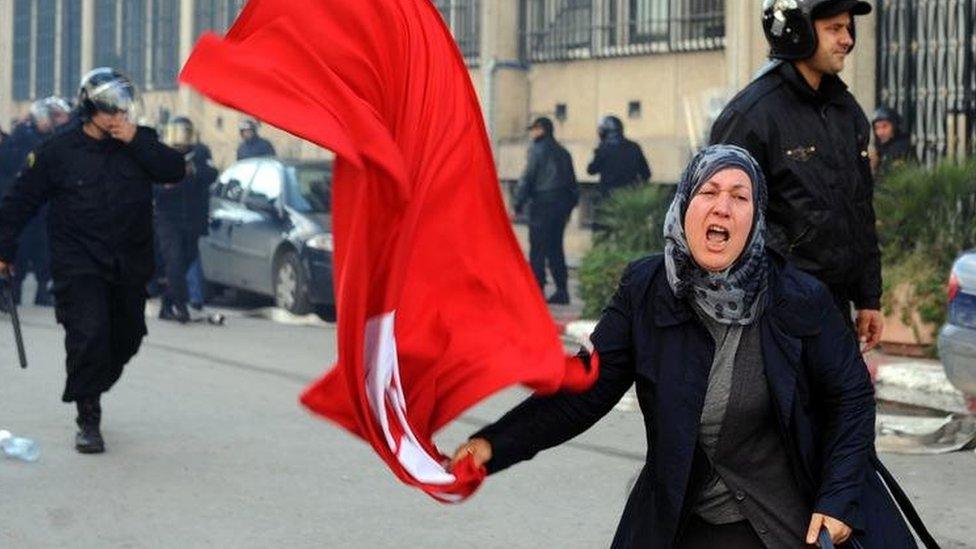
left=477, top=254, right=918, bottom=548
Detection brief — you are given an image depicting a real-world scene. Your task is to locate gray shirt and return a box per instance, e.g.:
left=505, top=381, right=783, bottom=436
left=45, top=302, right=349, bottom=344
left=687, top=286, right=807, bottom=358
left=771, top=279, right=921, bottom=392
left=694, top=316, right=746, bottom=524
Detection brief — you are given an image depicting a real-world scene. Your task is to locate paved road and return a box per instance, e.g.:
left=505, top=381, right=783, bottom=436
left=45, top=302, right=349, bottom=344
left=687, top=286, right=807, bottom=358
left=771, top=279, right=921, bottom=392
left=0, top=304, right=973, bottom=548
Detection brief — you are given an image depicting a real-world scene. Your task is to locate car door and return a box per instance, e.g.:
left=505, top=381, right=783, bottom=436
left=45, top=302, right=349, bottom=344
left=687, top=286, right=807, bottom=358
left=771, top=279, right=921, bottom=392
left=201, top=160, right=258, bottom=286
left=230, top=161, right=287, bottom=294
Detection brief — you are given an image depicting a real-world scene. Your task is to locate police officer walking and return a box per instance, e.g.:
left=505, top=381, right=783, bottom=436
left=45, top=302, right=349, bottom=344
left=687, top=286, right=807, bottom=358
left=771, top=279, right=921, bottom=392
left=0, top=68, right=185, bottom=454
left=586, top=115, right=651, bottom=198
left=710, top=0, right=884, bottom=351
left=236, top=118, right=276, bottom=160
left=155, top=116, right=218, bottom=322
left=513, top=117, right=579, bottom=305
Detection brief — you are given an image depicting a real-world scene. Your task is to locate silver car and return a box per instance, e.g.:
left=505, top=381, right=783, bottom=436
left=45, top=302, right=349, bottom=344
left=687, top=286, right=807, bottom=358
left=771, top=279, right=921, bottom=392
left=938, top=251, right=976, bottom=406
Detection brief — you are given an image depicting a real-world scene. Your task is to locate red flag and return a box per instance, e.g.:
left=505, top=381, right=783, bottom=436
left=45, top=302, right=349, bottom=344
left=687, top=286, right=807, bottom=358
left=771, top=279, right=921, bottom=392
left=180, top=0, right=596, bottom=502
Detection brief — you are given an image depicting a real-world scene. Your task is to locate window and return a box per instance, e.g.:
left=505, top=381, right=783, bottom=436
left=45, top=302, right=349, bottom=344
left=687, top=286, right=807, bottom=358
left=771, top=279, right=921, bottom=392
left=522, top=0, right=592, bottom=62
left=247, top=162, right=284, bottom=206
left=122, top=1, right=147, bottom=88
left=521, top=0, right=724, bottom=62
left=60, top=0, right=83, bottom=96
left=34, top=0, right=57, bottom=97
left=216, top=161, right=258, bottom=202
left=94, top=0, right=121, bottom=69
left=286, top=166, right=331, bottom=213
left=13, top=0, right=32, bottom=100
left=434, top=0, right=481, bottom=64
left=194, top=0, right=247, bottom=41
left=150, top=0, right=180, bottom=89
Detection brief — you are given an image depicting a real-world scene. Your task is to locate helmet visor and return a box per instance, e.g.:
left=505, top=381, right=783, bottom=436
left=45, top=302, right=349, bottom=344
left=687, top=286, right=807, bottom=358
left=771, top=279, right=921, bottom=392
left=89, top=80, right=141, bottom=121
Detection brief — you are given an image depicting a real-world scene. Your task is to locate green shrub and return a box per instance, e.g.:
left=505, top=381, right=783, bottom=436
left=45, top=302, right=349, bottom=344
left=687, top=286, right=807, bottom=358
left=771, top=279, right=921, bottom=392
left=876, top=159, right=976, bottom=332
left=579, top=184, right=674, bottom=317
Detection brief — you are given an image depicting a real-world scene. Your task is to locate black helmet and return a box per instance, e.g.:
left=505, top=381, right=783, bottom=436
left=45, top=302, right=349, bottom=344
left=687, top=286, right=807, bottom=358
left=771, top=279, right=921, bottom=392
left=238, top=118, right=259, bottom=133
left=763, top=0, right=871, bottom=61
left=598, top=115, right=624, bottom=139
left=77, top=67, right=139, bottom=120
left=871, top=106, right=902, bottom=130
left=527, top=116, right=554, bottom=136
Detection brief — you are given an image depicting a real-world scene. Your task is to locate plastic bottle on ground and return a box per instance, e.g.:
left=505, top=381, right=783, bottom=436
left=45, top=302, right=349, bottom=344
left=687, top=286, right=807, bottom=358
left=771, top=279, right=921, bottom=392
left=0, top=429, right=39, bottom=462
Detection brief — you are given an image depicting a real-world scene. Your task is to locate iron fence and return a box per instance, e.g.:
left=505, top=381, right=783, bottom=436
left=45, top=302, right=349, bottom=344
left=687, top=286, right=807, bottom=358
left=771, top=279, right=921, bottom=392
left=434, top=0, right=481, bottom=64
left=521, top=0, right=724, bottom=63
left=877, top=0, right=975, bottom=163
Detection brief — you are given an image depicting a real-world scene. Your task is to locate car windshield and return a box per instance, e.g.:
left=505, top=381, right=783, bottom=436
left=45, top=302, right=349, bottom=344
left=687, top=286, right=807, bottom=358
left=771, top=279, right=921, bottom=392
left=286, top=165, right=330, bottom=213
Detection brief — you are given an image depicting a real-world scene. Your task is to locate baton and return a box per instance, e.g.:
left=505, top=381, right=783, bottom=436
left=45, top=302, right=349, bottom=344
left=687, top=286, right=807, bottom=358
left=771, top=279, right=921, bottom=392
left=0, top=273, right=27, bottom=369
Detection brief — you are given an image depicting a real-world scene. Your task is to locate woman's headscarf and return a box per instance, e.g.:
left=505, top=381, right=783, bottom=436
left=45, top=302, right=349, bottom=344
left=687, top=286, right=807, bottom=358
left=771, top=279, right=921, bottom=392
left=663, top=144, right=769, bottom=326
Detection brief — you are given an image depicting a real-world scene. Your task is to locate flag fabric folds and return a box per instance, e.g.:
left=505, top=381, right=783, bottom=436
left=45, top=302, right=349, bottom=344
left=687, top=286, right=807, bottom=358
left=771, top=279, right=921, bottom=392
left=180, top=0, right=597, bottom=502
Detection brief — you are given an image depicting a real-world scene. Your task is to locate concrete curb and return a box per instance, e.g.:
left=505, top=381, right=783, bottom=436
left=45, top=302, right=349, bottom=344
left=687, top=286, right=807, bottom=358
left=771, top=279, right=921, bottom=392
left=561, top=319, right=972, bottom=415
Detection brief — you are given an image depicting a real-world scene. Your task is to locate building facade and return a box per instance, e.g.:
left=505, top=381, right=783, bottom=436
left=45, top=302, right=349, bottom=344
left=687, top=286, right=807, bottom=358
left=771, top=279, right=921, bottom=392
left=0, top=0, right=889, bottom=178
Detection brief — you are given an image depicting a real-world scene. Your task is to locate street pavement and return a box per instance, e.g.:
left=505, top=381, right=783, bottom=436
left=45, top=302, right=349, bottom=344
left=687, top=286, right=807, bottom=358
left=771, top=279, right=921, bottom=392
left=0, top=303, right=974, bottom=548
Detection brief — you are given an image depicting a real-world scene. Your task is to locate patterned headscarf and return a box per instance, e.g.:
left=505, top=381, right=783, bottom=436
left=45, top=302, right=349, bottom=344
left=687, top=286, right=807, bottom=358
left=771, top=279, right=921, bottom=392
left=663, top=145, right=769, bottom=325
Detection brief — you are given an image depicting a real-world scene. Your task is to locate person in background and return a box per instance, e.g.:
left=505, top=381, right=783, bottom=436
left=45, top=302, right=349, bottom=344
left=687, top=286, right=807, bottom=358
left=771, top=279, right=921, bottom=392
left=710, top=0, right=884, bottom=351
left=513, top=116, right=579, bottom=305
left=236, top=118, right=276, bottom=160
left=155, top=117, right=218, bottom=322
left=587, top=115, right=651, bottom=199
left=870, top=106, right=913, bottom=177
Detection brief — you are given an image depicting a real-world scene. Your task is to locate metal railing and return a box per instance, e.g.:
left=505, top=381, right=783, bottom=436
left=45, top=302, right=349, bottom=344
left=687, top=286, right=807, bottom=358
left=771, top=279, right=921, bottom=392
left=521, top=0, right=724, bottom=63
left=434, top=0, right=481, bottom=65
left=877, top=0, right=975, bottom=163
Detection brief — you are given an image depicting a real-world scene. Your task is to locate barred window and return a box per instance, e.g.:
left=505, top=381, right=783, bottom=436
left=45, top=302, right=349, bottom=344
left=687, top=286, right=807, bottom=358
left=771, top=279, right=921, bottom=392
left=194, top=0, right=247, bottom=41
left=60, top=0, right=83, bottom=96
left=522, top=0, right=724, bottom=62
left=434, top=0, right=481, bottom=64
left=150, top=0, right=180, bottom=89
left=35, top=0, right=57, bottom=98
left=12, top=0, right=32, bottom=100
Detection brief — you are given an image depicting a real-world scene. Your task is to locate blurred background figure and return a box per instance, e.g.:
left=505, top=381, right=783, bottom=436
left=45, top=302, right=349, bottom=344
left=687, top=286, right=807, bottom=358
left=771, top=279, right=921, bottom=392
left=236, top=118, right=276, bottom=160
left=513, top=116, right=579, bottom=305
left=871, top=106, right=913, bottom=177
left=586, top=115, right=652, bottom=199
left=1, top=96, right=74, bottom=306
left=155, top=116, right=218, bottom=322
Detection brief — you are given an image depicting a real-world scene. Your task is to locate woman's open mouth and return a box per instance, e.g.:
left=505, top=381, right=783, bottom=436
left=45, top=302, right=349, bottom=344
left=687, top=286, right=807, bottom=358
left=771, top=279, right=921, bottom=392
left=706, top=225, right=730, bottom=244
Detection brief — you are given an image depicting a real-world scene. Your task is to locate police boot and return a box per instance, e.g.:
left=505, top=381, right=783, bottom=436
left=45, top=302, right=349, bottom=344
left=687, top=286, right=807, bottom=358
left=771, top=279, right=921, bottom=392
left=174, top=303, right=191, bottom=324
left=159, top=297, right=177, bottom=321
left=75, top=396, right=105, bottom=454
left=547, top=289, right=570, bottom=305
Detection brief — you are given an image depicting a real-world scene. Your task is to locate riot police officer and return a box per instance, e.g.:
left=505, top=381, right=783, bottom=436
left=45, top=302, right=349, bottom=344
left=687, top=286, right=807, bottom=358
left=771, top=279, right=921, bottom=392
left=155, top=116, right=218, bottom=322
left=870, top=106, right=913, bottom=177
left=236, top=118, right=276, bottom=160
left=9, top=96, right=74, bottom=307
left=710, top=0, right=884, bottom=353
left=586, top=115, right=651, bottom=198
left=0, top=67, right=185, bottom=454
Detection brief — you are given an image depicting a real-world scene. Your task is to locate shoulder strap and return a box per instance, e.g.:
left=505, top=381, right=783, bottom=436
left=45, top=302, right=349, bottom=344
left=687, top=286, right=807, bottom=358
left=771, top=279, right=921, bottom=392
left=870, top=453, right=940, bottom=548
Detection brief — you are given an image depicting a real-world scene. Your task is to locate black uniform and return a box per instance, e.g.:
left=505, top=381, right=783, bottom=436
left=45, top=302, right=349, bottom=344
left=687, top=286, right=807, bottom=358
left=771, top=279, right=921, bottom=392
left=875, top=133, right=913, bottom=179
left=4, top=123, right=55, bottom=306
left=710, top=61, right=881, bottom=314
left=0, top=125, right=185, bottom=401
left=514, top=135, right=579, bottom=294
left=586, top=135, right=651, bottom=197
left=154, top=151, right=217, bottom=314
left=236, top=136, right=276, bottom=160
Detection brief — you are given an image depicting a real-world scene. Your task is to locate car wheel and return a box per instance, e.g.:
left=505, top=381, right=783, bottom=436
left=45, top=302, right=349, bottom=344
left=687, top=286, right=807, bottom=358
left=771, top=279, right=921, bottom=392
left=274, top=250, right=312, bottom=315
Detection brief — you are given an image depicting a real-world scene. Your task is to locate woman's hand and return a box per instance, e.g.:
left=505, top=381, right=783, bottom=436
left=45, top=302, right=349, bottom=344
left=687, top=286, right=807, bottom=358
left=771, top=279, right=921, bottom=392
left=806, top=512, right=852, bottom=546
left=449, top=438, right=492, bottom=471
